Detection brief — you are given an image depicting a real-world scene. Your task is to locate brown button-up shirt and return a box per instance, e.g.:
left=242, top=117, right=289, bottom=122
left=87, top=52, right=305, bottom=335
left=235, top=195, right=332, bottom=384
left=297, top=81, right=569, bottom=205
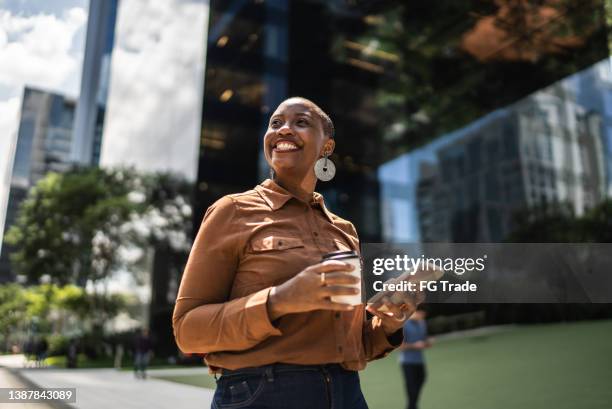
left=172, top=179, right=400, bottom=372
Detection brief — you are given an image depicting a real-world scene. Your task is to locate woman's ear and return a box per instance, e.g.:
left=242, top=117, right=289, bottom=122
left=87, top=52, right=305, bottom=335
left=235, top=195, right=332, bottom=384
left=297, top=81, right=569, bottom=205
left=323, top=138, right=335, bottom=156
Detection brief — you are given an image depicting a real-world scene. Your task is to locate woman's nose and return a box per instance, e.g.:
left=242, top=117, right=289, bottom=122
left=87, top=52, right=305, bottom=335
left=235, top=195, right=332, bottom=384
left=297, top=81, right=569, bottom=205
left=278, top=124, right=293, bottom=135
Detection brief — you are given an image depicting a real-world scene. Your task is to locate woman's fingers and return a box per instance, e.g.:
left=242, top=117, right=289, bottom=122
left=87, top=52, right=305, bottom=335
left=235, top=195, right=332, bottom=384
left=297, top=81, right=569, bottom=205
left=367, top=296, right=407, bottom=319
left=321, top=271, right=359, bottom=285
left=320, top=285, right=359, bottom=298
left=382, top=297, right=404, bottom=319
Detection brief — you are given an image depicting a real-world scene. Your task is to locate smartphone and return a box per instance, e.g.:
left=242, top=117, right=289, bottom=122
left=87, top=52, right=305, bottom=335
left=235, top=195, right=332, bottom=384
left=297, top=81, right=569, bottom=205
left=367, top=265, right=444, bottom=311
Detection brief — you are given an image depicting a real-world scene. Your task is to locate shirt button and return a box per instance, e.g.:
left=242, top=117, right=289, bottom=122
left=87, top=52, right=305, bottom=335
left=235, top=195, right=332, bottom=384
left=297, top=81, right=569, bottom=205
left=313, top=232, right=319, bottom=237
left=335, top=312, right=340, bottom=319
left=338, top=346, right=343, bottom=353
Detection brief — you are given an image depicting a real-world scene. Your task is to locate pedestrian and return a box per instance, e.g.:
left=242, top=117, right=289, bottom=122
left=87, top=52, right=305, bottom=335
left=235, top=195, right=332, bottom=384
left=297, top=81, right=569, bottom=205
left=66, top=338, right=78, bottom=368
left=173, top=97, right=421, bottom=409
left=133, top=329, right=153, bottom=379
left=35, top=337, right=48, bottom=368
left=399, top=307, right=433, bottom=409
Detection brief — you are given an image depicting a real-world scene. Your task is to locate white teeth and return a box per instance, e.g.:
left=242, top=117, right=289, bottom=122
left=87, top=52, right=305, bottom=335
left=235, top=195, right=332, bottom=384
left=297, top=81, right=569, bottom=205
left=275, top=142, right=298, bottom=151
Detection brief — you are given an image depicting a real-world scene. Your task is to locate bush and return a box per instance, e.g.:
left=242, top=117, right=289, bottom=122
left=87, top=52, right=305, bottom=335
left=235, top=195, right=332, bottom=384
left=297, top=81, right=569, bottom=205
left=47, top=334, right=70, bottom=356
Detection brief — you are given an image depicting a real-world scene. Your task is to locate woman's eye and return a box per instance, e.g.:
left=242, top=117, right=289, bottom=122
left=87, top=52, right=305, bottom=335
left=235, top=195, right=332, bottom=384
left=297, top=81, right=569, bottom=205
left=296, top=119, right=309, bottom=126
left=271, top=120, right=281, bottom=127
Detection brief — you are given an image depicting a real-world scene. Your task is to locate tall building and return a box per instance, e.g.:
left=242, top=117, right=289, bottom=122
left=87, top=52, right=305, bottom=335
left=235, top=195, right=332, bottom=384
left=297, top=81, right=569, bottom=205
left=416, top=82, right=606, bottom=242
left=0, top=88, right=76, bottom=282
left=71, top=0, right=119, bottom=166
left=195, top=0, right=610, bottom=245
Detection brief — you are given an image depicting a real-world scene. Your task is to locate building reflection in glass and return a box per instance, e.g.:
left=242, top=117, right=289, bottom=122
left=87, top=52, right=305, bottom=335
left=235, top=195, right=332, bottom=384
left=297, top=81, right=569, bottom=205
left=198, top=0, right=610, bottom=245
left=382, top=60, right=610, bottom=243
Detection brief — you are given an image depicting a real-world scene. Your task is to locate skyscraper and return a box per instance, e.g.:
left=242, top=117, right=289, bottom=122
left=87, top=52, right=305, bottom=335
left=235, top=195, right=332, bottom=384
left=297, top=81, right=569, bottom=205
left=71, top=0, right=119, bottom=166
left=0, top=87, right=76, bottom=282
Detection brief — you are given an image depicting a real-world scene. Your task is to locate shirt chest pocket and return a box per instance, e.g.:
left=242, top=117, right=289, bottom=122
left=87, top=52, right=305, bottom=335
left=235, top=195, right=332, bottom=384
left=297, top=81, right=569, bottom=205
left=249, top=235, right=305, bottom=252
left=241, top=235, right=308, bottom=289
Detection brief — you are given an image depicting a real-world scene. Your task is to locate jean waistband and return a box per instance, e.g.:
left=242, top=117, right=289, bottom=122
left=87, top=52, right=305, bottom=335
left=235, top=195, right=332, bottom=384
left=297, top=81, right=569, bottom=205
left=220, top=363, right=345, bottom=378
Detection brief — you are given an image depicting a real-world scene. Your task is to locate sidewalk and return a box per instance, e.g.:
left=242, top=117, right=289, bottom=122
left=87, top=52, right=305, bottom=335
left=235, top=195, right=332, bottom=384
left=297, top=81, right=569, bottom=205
left=0, top=355, right=214, bottom=409
left=0, top=367, right=54, bottom=409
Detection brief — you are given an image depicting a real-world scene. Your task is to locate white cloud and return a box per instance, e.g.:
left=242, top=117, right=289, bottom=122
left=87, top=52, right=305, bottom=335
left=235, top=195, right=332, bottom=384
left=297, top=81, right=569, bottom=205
left=100, top=0, right=208, bottom=181
left=0, top=8, right=85, bottom=97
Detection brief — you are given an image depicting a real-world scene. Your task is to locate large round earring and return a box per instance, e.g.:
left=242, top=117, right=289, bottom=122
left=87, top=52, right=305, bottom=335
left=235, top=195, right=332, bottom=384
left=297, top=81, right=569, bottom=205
left=314, top=153, right=336, bottom=181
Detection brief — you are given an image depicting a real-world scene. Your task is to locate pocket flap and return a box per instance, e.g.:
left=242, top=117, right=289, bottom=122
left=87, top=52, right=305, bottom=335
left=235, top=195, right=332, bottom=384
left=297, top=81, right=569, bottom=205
left=251, top=235, right=304, bottom=252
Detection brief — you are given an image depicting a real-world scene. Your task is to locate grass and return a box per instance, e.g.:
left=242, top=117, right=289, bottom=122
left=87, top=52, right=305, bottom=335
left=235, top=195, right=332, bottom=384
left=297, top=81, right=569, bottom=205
left=361, top=320, right=612, bottom=409
left=146, top=320, right=612, bottom=409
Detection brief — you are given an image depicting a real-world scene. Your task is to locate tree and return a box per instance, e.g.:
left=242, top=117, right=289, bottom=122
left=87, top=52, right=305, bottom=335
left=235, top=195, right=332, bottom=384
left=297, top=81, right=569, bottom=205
left=344, top=0, right=608, bottom=161
left=5, top=167, right=140, bottom=286
left=0, top=284, right=27, bottom=351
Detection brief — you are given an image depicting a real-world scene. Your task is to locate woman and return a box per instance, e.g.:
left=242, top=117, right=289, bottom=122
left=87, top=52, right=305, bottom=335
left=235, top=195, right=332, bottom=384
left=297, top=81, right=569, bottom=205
left=172, top=97, right=418, bottom=409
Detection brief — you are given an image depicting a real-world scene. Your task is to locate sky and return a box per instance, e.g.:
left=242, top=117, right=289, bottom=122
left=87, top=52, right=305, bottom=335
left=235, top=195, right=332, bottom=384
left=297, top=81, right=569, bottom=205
left=0, top=0, right=207, bottom=253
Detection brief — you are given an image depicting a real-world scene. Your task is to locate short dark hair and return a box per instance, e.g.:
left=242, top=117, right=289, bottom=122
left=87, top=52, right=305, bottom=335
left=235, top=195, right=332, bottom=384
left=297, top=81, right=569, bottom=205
left=282, top=97, right=335, bottom=139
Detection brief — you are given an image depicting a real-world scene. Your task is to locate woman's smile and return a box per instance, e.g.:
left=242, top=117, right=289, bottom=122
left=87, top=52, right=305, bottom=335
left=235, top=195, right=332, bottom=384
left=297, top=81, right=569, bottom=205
left=273, top=139, right=301, bottom=153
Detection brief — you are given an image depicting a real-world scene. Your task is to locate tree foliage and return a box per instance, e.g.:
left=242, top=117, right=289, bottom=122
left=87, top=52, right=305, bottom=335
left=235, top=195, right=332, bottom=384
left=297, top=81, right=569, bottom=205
left=5, top=167, right=140, bottom=286
left=347, top=0, right=608, bottom=160
left=4, top=166, right=193, bottom=286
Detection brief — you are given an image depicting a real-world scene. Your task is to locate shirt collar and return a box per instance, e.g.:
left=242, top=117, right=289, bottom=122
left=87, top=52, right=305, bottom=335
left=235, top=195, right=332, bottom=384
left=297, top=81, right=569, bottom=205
left=255, top=179, right=335, bottom=223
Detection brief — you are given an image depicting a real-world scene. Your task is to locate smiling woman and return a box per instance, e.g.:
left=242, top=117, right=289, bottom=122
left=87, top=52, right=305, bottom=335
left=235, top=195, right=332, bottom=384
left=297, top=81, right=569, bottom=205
left=172, top=97, right=419, bottom=409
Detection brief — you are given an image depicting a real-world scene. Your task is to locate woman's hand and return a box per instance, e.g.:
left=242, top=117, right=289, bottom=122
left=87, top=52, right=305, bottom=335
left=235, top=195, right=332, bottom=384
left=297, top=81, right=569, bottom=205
left=399, top=340, right=429, bottom=351
left=366, top=290, right=425, bottom=336
left=267, top=260, right=359, bottom=320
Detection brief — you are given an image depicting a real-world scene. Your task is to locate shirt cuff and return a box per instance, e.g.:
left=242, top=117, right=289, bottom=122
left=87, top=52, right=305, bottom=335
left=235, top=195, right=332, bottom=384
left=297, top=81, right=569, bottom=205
left=365, top=321, right=403, bottom=360
left=241, top=287, right=283, bottom=341
left=386, top=327, right=404, bottom=347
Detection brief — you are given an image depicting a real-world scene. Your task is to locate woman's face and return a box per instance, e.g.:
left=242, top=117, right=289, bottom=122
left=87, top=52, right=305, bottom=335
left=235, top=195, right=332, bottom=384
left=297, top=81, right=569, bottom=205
left=264, top=99, right=332, bottom=180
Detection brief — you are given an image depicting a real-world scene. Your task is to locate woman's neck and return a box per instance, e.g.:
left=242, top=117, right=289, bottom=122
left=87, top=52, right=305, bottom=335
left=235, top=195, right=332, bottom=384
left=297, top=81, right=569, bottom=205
left=273, top=175, right=316, bottom=203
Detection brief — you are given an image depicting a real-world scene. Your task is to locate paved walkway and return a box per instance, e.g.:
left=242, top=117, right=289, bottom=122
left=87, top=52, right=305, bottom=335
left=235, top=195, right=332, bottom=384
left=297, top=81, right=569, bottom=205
left=0, top=355, right=214, bottom=409
left=0, top=367, right=54, bottom=409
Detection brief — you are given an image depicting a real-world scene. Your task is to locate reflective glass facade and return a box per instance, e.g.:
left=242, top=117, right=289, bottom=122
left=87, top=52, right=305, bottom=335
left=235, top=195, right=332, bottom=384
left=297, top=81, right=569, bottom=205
left=197, top=0, right=610, bottom=245
left=0, top=87, right=76, bottom=282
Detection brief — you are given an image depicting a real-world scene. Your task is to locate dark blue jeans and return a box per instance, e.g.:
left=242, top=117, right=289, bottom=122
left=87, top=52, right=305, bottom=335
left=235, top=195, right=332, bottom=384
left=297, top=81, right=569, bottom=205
left=211, top=363, right=369, bottom=409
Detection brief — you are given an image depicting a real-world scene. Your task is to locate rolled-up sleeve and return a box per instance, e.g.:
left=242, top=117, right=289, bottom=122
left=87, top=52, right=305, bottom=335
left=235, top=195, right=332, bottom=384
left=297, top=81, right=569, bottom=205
left=172, top=196, right=282, bottom=354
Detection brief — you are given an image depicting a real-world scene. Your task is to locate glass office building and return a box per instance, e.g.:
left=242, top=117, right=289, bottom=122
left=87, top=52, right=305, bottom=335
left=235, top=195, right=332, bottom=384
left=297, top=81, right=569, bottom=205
left=0, top=88, right=77, bottom=282
left=196, top=0, right=611, bottom=245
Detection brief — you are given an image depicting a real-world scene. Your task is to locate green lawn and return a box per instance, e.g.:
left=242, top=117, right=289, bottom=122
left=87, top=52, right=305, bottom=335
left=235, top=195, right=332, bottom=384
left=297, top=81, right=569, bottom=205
left=154, top=320, right=612, bottom=409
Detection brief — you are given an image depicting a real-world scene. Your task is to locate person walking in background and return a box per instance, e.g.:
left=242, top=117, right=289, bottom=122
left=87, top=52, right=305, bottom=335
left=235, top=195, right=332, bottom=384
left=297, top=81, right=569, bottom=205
left=35, top=337, right=48, bottom=368
left=133, top=329, right=153, bottom=379
left=399, top=307, right=433, bottom=409
left=66, top=338, right=78, bottom=368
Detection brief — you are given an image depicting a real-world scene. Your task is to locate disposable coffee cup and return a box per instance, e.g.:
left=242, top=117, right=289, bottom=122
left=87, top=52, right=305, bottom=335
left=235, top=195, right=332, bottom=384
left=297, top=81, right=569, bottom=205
left=321, top=250, right=362, bottom=306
